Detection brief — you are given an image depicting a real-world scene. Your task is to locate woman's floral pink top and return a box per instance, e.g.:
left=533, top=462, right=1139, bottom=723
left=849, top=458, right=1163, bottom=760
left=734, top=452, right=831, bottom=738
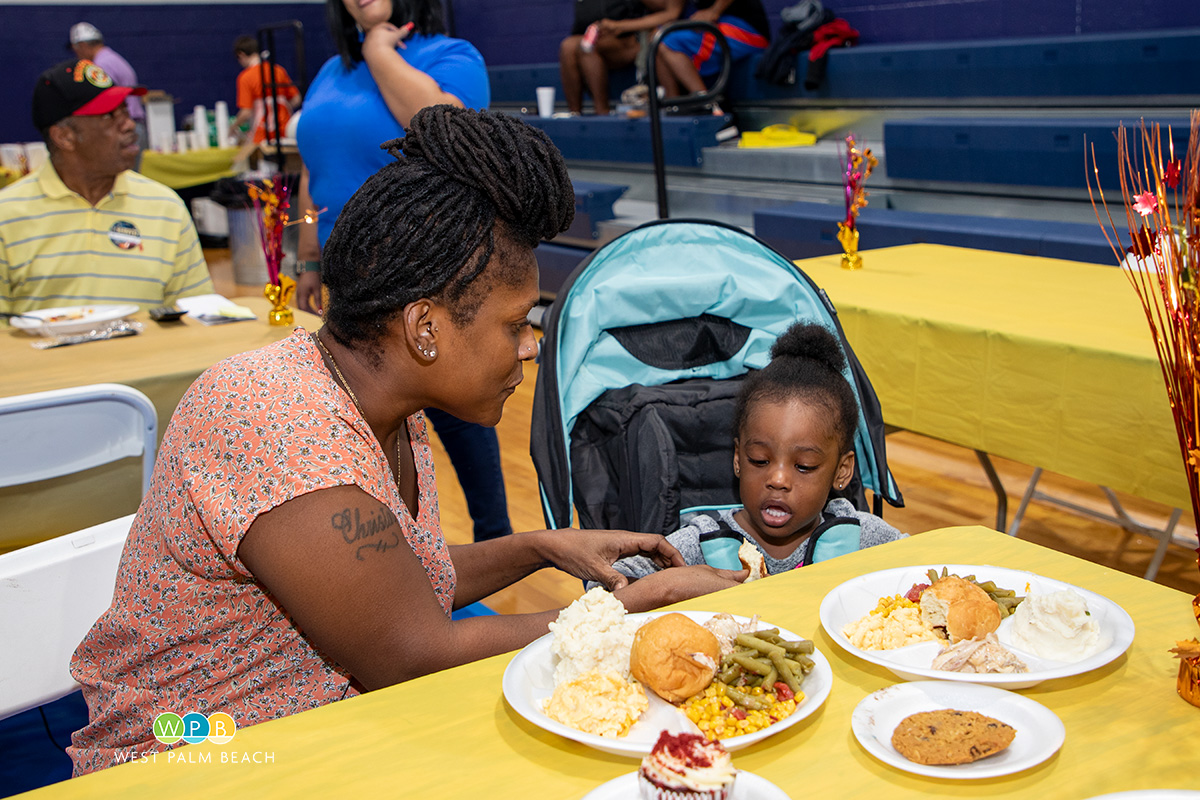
left=69, top=329, right=455, bottom=774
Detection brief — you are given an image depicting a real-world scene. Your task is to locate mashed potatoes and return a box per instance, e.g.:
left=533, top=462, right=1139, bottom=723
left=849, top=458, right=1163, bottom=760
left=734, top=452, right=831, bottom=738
left=540, top=669, right=649, bottom=737
left=1008, top=589, right=1103, bottom=662
left=548, top=587, right=641, bottom=685
left=843, top=606, right=944, bottom=650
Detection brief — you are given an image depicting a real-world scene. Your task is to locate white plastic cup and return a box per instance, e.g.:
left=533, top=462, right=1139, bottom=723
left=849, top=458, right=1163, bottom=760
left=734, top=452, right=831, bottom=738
left=175, top=131, right=190, bottom=153
left=536, top=86, right=556, bottom=119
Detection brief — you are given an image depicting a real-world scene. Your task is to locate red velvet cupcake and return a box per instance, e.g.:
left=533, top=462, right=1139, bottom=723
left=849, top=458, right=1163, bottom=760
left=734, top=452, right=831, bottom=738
left=638, top=731, right=737, bottom=800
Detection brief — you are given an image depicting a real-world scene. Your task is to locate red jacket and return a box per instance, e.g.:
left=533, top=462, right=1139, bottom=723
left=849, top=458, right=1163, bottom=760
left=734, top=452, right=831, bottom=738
left=809, top=18, right=860, bottom=61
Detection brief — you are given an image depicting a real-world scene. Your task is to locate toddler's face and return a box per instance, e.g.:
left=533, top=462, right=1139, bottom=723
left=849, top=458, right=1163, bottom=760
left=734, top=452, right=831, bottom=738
left=733, top=398, right=855, bottom=552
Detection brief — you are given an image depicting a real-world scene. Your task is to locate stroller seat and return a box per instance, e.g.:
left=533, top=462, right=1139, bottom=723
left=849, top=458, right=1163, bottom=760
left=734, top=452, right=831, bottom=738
left=531, top=219, right=903, bottom=535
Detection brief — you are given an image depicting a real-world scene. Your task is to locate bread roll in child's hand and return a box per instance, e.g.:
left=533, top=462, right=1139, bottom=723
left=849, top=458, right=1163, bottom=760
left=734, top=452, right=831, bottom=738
left=738, top=540, right=767, bottom=582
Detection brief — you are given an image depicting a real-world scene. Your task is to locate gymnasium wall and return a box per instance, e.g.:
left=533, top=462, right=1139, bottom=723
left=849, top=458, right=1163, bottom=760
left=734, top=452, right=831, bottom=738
left=0, top=1, right=333, bottom=143
left=453, top=0, right=1200, bottom=66
left=1, top=1, right=1196, bottom=143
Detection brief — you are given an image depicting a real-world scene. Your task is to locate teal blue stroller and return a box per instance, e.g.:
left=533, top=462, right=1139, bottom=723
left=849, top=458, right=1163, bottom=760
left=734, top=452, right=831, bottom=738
left=530, top=219, right=903, bottom=535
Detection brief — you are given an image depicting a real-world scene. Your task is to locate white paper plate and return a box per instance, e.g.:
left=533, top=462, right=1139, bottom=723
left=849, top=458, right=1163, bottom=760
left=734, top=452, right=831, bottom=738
left=502, top=611, right=832, bottom=758
left=10, top=304, right=139, bottom=336
left=851, top=681, right=1065, bottom=779
left=819, top=564, right=1135, bottom=688
left=582, top=770, right=790, bottom=800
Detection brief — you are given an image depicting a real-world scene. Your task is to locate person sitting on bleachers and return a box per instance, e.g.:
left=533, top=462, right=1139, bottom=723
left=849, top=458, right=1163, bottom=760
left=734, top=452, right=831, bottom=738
left=0, top=59, right=213, bottom=317
left=560, top=0, right=684, bottom=115
left=655, top=0, right=771, bottom=112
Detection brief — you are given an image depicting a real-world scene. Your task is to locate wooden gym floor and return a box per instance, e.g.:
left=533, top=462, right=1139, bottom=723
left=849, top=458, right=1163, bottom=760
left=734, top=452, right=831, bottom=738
left=208, top=249, right=1200, bottom=615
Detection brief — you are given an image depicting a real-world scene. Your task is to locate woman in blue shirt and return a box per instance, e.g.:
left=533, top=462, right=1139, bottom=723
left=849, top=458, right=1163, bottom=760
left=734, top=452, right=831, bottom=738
left=296, top=0, right=508, bottom=541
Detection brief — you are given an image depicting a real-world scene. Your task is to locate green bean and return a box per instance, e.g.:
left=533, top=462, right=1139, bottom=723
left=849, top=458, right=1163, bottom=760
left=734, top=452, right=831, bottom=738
left=736, top=633, right=785, bottom=658
left=779, top=639, right=815, bottom=655
left=731, top=652, right=773, bottom=676
left=785, top=656, right=814, bottom=674
left=769, top=650, right=802, bottom=694
left=761, top=667, right=778, bottom=688
left=726, top=687, right=772, bottom=710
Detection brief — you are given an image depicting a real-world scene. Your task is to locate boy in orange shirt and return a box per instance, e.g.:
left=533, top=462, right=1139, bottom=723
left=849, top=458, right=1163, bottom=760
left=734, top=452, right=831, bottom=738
left=231, top=35, right=300, bottom=144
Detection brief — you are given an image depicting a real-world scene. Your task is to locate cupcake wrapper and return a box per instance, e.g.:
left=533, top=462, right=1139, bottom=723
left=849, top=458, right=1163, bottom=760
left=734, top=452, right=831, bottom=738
left=637, top=771, right=735, bottom=800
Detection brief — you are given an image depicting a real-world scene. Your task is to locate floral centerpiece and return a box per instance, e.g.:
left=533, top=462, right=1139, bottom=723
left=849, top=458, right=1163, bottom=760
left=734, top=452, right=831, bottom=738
left=1087, top=112, right=1200, bottom=707
left=837, top=134, right=878, bottom=270
left=247, top=178, right=295, bottom=325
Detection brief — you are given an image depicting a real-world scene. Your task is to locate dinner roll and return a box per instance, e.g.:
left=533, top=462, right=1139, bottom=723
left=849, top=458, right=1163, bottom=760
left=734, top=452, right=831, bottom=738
left=919, top=576, right=1001, bottom=643
left=738, top=540, right=767, bottom=582
left=629, top=614, right=721, bottom=703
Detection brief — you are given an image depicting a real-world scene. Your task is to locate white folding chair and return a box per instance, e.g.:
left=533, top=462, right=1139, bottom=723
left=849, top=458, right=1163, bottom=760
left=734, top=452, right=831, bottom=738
left=0, top=383, right=157, bottom=495
left=0, top=514, right=134, bottom=721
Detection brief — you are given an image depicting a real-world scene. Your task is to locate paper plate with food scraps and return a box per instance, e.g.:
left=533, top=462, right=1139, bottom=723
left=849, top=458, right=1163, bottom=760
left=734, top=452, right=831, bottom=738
left=851, top=680, right=1065, bottom=779
left=819, top=564, right=1134, bottom=689
left=502, top=606, right=833, bottom=758
left=9, top=304, right=140, bottom=336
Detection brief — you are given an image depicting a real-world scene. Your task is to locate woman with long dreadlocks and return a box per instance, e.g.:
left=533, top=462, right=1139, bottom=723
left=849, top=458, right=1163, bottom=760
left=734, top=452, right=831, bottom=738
left=68, top=107, right=749, bottom=775
left=296, top=0, right=508, bottom=543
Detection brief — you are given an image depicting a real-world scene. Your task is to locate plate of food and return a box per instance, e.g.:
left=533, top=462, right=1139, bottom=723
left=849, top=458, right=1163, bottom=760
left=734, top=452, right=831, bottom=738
left=851, top=680, right=1065, bottom=779
left=502, top=589, right=833, bottom=758
left=819, top=564, right=1134, bottom=688
left=9, top=304, right=139, bottom=336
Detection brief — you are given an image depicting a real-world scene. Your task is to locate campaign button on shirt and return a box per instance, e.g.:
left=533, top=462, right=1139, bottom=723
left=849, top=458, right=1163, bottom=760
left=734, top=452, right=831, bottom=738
left=109, top=220, right=143, bottom=251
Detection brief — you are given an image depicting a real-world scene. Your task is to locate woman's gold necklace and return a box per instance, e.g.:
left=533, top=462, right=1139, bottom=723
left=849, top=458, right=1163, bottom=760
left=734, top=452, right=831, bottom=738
left=313, top=330, right=404, bottom=490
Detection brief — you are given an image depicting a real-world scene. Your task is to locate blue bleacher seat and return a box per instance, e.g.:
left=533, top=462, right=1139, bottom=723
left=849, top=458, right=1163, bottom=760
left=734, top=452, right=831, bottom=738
left=885, top=117, right=1191, bottom=189
left=520, top=115, right=732, bottom=167
left=753, top=202, right=1126, bottom=265
left=727, top=28, right=1200, bottom=102
left=565, top=181, right=628, bottom=241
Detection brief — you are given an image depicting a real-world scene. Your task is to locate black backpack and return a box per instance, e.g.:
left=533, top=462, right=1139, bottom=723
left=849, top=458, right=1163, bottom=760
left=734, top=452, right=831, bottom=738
left=754, top=2, right=836, bottom=87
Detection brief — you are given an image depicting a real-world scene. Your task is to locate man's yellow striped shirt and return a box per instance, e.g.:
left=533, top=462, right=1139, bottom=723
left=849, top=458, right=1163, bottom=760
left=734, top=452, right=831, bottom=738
left=0, top=162, right=213, bottom=314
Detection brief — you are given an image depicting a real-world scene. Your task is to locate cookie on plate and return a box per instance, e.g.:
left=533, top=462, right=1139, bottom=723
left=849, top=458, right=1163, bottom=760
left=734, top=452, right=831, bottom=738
left=890, top=709, right=1016, bottom=765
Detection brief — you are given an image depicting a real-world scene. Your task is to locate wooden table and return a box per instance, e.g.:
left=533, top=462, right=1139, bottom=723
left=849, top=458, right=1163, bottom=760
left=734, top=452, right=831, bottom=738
left=24, top=526, right=1199, bottom=798
left=0, top=297, right=319, bottom=550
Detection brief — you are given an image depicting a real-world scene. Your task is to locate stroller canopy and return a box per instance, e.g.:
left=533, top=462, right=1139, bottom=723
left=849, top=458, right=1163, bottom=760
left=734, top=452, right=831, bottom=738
left=531, top=219, right=903, bottom=531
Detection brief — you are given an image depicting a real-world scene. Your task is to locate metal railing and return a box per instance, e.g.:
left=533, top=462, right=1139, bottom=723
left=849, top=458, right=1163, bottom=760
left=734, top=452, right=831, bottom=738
left=646, top=20, right=733, bottom=219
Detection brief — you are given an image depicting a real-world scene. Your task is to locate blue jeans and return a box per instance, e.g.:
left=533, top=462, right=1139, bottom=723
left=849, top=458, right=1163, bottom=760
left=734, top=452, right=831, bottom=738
left=424, top=408, right=513, bottom=541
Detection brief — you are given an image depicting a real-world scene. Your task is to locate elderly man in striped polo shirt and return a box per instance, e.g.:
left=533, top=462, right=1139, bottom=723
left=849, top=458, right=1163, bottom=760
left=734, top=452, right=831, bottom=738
left=0, top=59, right=213, bottom=316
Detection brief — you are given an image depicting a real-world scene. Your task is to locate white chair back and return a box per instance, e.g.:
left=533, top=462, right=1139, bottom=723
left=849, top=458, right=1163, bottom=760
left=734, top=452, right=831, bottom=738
left=0, top=383, right=157, bottom=494
left=0, top=514, right=134, bottom=721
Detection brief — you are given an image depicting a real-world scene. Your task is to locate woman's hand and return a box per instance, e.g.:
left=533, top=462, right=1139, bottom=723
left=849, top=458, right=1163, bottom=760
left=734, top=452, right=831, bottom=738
left=614, top=564, right=748, bottom=612
left=361, top=22, right=411, bottom=61
left=296, top=270, right=323, bottom=315
left=690, top=7, right=721, bottom=24
left=535, top=529, right=686, bottom=591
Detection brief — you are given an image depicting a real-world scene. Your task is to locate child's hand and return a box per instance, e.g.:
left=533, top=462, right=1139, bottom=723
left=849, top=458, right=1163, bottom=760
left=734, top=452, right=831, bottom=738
left=615, top=565, right=748, bottom=612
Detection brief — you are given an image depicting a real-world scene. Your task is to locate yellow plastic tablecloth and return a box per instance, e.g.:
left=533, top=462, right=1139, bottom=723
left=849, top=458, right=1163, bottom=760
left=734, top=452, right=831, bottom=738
left=22, top=526, right=1199, bottom=798
left=0, top=298, right=320, bottom=552
left=138, top=147, right=238, bottom=190
left=797, top=244, right=1189, bottom=510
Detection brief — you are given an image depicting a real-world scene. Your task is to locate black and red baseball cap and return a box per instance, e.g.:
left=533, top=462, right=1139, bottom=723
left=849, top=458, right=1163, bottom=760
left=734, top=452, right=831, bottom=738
left=32, top=59, right=147, bottom=130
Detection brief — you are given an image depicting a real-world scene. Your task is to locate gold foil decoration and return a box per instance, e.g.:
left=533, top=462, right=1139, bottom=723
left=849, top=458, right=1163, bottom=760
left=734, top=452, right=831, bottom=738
left=1172, top=594, right=1200, bottom=708
left=264, top=275, right=296, bottom=326
left=838, top=223, right=863, bottom=270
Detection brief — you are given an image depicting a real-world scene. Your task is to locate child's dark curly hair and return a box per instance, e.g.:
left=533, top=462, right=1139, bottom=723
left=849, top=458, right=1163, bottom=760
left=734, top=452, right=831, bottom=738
left=732, top=322, right=859, bottom=452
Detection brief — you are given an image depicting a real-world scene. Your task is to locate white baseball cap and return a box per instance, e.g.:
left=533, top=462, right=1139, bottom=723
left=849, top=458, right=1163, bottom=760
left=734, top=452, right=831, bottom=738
left=69, top=22, right=103, bottom=44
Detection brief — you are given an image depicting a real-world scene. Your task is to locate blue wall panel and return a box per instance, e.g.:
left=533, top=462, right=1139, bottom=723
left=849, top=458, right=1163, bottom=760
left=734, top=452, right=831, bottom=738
left=451, top=0, right=1200, bottom=67
left=0, top=2, right=335, bottom=144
